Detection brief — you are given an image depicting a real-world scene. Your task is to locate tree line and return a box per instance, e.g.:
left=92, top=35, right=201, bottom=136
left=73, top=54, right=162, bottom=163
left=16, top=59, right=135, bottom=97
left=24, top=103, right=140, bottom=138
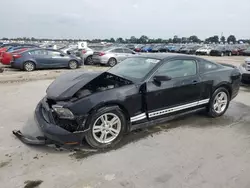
left=1, top=35, right=250, bottom=44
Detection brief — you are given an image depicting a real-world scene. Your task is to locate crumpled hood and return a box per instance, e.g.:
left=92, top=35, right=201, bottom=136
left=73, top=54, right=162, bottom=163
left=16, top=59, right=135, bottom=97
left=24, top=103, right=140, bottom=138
left=46, top=71, right=104, bottom=101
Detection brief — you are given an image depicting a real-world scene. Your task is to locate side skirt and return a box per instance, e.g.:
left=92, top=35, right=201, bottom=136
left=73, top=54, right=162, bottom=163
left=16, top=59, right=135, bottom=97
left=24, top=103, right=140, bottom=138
left=130, top=106, right=206, bottom=131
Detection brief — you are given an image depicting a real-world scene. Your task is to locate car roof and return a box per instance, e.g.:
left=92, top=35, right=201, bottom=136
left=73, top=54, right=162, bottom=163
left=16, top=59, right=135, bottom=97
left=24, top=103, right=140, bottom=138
left=136, top=53, right=198, bottom=60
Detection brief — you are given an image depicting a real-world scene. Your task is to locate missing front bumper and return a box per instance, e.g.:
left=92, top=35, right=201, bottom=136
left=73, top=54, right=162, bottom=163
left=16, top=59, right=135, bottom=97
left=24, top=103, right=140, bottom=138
left=12, top=130, right=48, bottom=145
left=13, top=99, right=89, bottom=146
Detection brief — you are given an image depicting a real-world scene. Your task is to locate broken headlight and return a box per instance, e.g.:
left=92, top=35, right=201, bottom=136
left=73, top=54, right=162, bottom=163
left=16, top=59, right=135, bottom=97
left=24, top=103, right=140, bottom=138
left=52, top=105, right=74, bottom=120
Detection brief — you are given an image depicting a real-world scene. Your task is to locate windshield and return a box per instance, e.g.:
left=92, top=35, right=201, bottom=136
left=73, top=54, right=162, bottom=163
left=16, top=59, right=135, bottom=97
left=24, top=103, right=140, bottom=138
left=108, top=57, right=160, bottom=81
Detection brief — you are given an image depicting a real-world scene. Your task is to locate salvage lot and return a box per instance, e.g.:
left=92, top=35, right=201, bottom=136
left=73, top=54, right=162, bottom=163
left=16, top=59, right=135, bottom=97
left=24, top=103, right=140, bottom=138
left=1, top=56, right=250, bottom=188
left=0, top=55, right=247, bottom=83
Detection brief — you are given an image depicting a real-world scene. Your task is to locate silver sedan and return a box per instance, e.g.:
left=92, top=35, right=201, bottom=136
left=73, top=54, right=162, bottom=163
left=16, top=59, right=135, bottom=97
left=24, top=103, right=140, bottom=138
left=92, top=47, right=137, bottom=66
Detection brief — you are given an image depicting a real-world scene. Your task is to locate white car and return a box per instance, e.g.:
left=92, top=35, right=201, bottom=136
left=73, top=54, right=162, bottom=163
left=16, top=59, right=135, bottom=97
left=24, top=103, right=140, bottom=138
left=239, top=58, right=250, bottom=83
left=195, top=47, right=212, bottom=55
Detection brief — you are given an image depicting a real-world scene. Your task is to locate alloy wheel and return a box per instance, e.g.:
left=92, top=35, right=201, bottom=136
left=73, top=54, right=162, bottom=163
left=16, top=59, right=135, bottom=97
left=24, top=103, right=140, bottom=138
left=92, top=113, right=121, bottom=144
left=24, top=62, right=35, bottom=71
left=69, top=61, right=78, bottom=69
left=213, top=91, right=228, bottom=113
left=108, top=59, right=117, bottom=67
left=86, top=56, right=93, bottom=65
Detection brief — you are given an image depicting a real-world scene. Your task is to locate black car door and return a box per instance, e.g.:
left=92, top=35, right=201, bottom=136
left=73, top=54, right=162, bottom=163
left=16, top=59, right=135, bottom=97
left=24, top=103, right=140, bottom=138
left=146, top=58, right=203, bottom=119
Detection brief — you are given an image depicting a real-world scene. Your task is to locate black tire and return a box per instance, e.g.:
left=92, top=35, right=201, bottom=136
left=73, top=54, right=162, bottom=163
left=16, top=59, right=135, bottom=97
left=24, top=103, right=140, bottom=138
left=85, top=55, right=93, bottom=65
left=23, top=61, right=35, bottom=72
left=108, top=58, right=117, bottom=67
left=207, top=87, right=230, bottom=117
left=85, top=106, right=127, bottom=149
left=68, top=60, right=78, bottom=69
left=221, top=52, right=224, bottom=57
left=228, top=52, right=232, bottom=56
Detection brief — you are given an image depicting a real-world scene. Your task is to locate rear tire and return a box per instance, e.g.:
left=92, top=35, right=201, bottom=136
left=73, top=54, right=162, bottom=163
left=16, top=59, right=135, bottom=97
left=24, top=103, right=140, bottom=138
left=85, top=106, right=126, bottom=149
left=108, top=58, right=117, bottom=67
left=207, top=87, right=230, bottom=117
left=23, top=61, right=35, bottom=72
left=68, top=60, right=78, bottom=69
left=85, top=55, right=93, bottom=65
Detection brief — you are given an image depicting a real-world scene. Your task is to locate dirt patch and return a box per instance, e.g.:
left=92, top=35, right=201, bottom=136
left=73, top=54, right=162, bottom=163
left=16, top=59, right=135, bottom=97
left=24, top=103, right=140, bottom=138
left=0, top=66, right=108, bottom=84
left=24, top=180, right=43, bottom=188
left=69, top=125, right=170, bottom=160
left=0, top=160, right=11, bottom=168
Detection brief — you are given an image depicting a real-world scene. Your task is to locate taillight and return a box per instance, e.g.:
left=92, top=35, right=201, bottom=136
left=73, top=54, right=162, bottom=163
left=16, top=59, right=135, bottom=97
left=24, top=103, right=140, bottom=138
left=13, top=54, right=22, bottom=59
left=99, top=52, right=105, bottom=56
left=82, top=50, right=87, bottom=54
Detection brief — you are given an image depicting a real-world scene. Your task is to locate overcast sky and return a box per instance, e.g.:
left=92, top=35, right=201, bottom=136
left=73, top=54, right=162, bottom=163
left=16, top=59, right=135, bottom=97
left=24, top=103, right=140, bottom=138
left=0, top=0, right=249, bottom=39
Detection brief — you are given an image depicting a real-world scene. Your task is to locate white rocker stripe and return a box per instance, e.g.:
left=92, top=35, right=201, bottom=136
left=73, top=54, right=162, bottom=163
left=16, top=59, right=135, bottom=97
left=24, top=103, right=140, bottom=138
left=149, top=98, right=210, bottom=118
left=198, top=99, right=210, bottom=105
left=130, top=99, right=210, bottom=122
left=130, top=113, right=147, bottom=122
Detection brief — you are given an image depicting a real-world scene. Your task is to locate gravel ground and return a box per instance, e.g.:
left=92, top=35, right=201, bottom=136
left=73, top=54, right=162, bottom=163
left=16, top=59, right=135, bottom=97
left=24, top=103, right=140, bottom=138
left=1, top=56, right=250, bottom=188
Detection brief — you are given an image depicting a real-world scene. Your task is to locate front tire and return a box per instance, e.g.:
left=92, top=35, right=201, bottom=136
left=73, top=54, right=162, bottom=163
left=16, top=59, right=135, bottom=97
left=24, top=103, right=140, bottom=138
left=207, top=87, right=230, bottom=117
left=85, top=106, right=126, bottom=149
left=68, top=60, right=78, bottom=69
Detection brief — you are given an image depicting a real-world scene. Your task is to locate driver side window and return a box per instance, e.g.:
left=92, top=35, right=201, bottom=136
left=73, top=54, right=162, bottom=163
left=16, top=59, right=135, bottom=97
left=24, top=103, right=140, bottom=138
left=154, top=59, right=197, bottom=79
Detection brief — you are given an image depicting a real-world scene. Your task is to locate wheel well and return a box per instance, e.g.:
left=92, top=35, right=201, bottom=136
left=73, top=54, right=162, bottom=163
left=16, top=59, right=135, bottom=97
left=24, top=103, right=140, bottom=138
left=23, top=61, right=36, bottom=69
left=108, top=57, right=117, bottom=62
left=86, top=55, right=92, bottom=59
left=215, top=84, right=232, bottom=99
left=69, top=59, right=77, bottom=63
left=84, top=55, right=93, bottom=63
left=88, top=103, right=131, bottom=130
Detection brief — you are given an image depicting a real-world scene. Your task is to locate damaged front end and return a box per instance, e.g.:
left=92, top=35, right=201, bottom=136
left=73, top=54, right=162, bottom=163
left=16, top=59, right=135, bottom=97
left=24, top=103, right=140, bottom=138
left=13, top=71, right=133, bottom=146
left=13, top=97, right=89, bottom=146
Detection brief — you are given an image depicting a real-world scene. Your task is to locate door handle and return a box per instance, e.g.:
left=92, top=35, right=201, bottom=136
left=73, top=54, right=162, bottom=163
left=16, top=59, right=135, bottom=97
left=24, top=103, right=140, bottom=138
left=192, top=80, right=199, bottom=85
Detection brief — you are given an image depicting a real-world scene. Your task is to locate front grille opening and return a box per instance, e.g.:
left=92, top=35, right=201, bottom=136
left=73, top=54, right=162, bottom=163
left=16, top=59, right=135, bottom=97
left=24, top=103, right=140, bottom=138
left=46, top=98, right=56, bottom=107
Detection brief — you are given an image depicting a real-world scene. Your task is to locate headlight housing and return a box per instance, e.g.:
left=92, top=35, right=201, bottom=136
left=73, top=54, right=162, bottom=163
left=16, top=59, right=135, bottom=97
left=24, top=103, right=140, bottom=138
left=52, top=105, right=74, bottom=120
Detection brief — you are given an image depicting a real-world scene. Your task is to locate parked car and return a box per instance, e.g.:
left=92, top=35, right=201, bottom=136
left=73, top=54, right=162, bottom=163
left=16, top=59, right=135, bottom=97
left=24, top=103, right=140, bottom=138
left=242, top=47, right=250, bottom=56
left=0, top=48, right=31, bottom=65
left=239, top=58, right=250, bottom=83
left=180, top=46, right=201, bottom=54
left=151, top=44, right=167, bottom=53
left=92, top=47, right=136, bottom=66
left=134, top=44, right=144, bottom=52
left=195, top=47, right=212, bottom=55
left=11, top=48, right=83, bottom=71
left=80, top=45, right=105, bottom=65
left=210, top=46, right=232, bottom=56
left=158, top=45, right=170, bottom=52
left=231, top=47, right=246, bottom=56
left=13, top=54, right=241, bottom=149
left=141, top=45, right=154, bottom=52
left=125, top=44, right=136, bottom=50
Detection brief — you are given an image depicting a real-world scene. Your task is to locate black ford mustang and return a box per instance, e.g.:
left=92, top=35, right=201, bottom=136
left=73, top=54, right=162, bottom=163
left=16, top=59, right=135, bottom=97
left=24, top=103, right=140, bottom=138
left=13, top=54, right=241, bottom=149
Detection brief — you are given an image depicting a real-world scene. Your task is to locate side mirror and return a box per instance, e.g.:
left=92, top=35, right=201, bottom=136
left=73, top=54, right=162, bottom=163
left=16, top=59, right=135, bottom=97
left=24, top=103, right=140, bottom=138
left=153, top=75, right=171, bottom=84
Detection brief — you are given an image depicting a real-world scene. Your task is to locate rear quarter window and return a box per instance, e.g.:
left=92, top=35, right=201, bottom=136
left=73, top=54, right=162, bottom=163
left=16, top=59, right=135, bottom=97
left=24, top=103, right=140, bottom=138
left=198, top=59, right=219, bottom=73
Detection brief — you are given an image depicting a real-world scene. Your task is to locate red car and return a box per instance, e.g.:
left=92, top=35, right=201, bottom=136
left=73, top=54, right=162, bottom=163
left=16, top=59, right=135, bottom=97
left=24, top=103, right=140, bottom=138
left=231, top=47, right=246, bottom=56
left=0, top=48, right=29, bottom=65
